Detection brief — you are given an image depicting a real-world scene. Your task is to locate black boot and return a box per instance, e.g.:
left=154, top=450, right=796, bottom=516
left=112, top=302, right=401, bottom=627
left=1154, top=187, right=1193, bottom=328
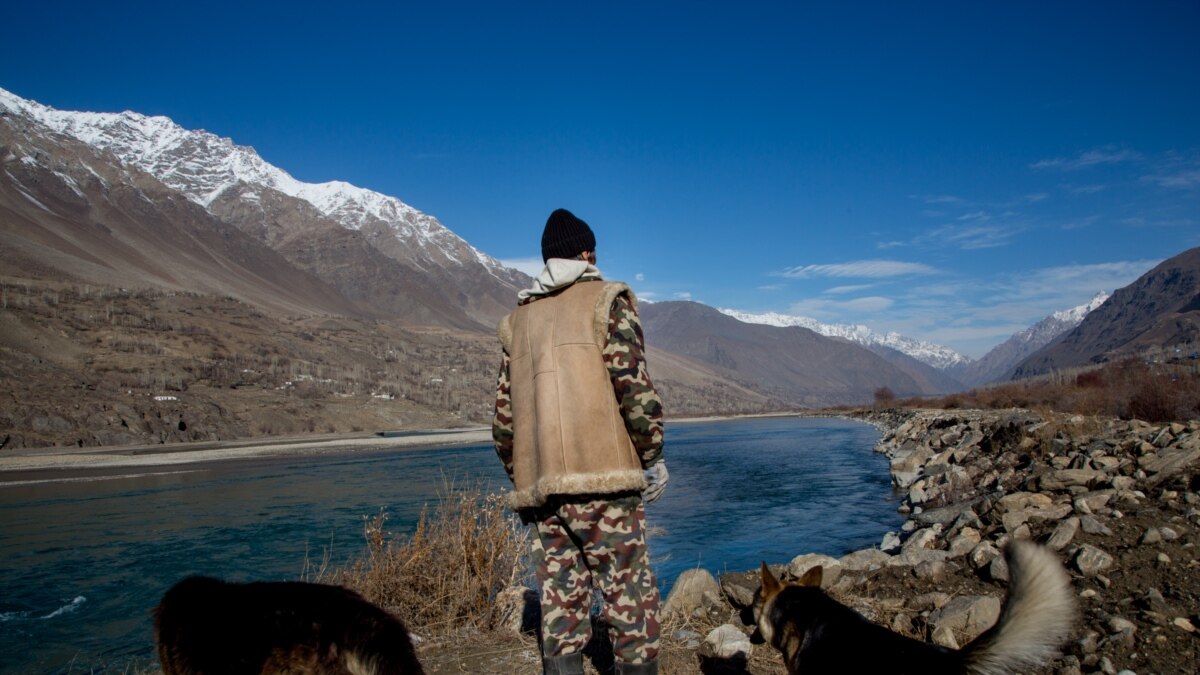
left=615, top=660, right=658, bottom=675
left=543, top=652, right=584, bottom=675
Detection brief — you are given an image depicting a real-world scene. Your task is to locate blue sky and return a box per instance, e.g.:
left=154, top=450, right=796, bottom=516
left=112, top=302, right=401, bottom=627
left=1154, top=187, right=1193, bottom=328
left=4, top=1, right=1198, bottom=357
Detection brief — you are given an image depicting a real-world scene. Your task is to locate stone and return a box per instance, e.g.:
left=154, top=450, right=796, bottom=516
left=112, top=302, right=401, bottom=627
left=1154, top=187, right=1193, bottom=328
left=1001, top=510, right=1031, bottom=533
left=948, top=528, right=981, bottom=558
left=1159, top=526, right=1181, bottom=541
left=1108, top=616, right=1136, bottom=634
left=705, top=624, right=752, bottom=659
left=931, top=624, right=959, bottom=649
left=907, top=591, right=951, bottom=611
left=1140, top=527, right=1163, bottom=544
left=1141, top=446, right=1200, bottom=482
left=968, top=541, right=1001, bottom=569
left=1109, top=476, right=1136, bottom=490
left=1039, top=469, right=1106, bottom=491
left=881, top=531, right=902, bottom=553
left=887, top=548, right=949, bottom=568
left=664, top=568, right=721, bottom=617
left=914, top=559, right=947, bottom=582
left=998, top=491, right=1054, bottom=512
left=914, top=503, right=975, bottom=527
left=786, top=554, right=842, bottom=589
left=1073, top=544, right=1114, bottom=577
left=719, top=569, right=767, bottom=609
left=988, top=554, right=1010, bottom=583
left=902, top=525, right=943, bottom=553
left=494, top=586, right=539, bottom=635
left=929, top=595, right=1002, bottom=643
left=1173, top=617, right=1197, bottom=633
left=1047, top=517, right=1080, bottom=550
left=840, top=548, right=892, bottom=572
left=1079, top=514, right=1114, bottom=536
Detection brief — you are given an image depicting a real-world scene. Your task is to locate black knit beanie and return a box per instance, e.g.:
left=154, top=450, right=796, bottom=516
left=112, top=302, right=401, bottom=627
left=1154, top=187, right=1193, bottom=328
left=541, top=208, right=596, bottom=262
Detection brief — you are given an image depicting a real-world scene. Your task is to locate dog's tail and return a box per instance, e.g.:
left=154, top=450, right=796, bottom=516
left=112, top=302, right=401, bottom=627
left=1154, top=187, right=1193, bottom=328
left=960, top=540, right=1076, bottom=675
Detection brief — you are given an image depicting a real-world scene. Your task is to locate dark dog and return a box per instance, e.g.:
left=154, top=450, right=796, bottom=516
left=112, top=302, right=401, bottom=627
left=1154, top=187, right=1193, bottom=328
left=754, top=541, right=1075, bottom=674
left=155, top=576, right=424, bottom=675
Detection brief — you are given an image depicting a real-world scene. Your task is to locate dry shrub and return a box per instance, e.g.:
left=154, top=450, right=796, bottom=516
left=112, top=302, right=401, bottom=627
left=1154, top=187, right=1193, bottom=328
left=897, top=358, right=1200, bottom=423
left=319, top=479, right=529, bottom=633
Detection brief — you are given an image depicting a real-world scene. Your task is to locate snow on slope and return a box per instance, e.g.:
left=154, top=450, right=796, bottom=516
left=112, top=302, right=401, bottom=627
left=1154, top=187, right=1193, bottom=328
left=0, top=87, right=512, bottom=277
left=719, top=308, right=972, bottom=370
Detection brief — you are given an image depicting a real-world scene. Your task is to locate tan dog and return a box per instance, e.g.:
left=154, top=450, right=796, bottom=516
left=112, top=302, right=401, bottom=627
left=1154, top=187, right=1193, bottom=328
left=754, top=541, right=1075, bottom=674
left=155, top=576, right=424, bottom=675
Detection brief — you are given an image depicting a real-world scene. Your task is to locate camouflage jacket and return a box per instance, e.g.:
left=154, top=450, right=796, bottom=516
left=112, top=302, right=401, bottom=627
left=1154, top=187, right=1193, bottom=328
left=492, top=288, right=665, bottom=483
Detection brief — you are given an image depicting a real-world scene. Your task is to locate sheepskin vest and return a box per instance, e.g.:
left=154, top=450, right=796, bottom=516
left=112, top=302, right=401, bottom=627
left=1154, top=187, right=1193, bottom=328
left=498, top=280, right=646, bottom=509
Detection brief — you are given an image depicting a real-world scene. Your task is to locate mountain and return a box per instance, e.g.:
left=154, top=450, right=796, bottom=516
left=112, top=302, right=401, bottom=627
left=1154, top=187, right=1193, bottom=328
left=956, top=292, right=1109, bottom=386
left=0, top=88, right=528, bottom=329
left=643, top=301, right=943, bottom=407
left=1, top=102, right=359, bottom=317
left=1013, top=249, right=1200, bottom=378
left=718, top=308, right=971, bottom=371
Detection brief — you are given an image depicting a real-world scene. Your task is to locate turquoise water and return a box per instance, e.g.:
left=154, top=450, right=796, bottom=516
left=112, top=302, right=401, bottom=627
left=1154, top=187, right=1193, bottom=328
left=0, top=416, right=900, bottom=673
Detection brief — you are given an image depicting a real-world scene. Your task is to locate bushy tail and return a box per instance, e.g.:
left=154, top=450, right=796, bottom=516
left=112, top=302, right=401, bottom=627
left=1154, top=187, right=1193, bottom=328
left=961, top=541, right=1076, bottom=675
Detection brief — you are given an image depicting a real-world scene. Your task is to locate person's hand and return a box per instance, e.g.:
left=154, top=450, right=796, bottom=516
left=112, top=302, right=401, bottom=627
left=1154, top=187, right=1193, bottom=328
left=642, top=461, right=669, bottom=503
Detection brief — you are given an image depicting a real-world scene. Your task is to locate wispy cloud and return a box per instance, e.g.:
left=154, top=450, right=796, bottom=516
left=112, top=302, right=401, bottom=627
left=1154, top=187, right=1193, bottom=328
left=787, top=296, right=895, bottom=319
left=778, top=260, right=938, bottom=279
left=825, top=284, right=875, bottom=295
left=918, top=223, right=1020, bottom=250
left=635, top=273, right=645, bottom=282
left=1143, top=168, right=1200, bottom=189
left=675, top=291, right=693, bottom=300
left=911, top=194, right=967, bottom=205
left=1062, top=183, right=1108, bottom=195
left=1031, top=147, right=1142, bottom=171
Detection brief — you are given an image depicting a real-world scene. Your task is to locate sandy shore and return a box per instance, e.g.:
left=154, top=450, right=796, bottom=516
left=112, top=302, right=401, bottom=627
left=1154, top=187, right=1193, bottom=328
left=0, top=412, right=831, bottom=486
left=0, top=428, right=493, bottom=485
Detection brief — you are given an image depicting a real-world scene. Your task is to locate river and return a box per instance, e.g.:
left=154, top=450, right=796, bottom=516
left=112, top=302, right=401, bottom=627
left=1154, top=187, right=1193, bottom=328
left=0, top=416, right=900, bottom=673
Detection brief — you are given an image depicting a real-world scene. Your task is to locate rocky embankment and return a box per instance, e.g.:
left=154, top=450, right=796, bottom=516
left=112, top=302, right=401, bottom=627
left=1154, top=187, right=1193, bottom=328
left=660, top=409, right=1200, bottom=674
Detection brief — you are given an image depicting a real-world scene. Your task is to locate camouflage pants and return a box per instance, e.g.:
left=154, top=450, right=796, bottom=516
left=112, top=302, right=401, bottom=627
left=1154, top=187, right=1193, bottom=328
left=529, top=492, right=661, bottom=665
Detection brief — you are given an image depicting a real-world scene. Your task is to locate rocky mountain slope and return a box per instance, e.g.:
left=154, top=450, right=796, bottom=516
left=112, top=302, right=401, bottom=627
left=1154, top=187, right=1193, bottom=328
left=642, top=301, right=944, bottom=407
left=957, top=292, right=1110, bottom=386
left=1015, top=248, right=1200, bottom=378
left=0, top=108, right=359, bottom=318
left=0, top=87, right=527, bottom=329
left=720, top=307, right=972, bottom=371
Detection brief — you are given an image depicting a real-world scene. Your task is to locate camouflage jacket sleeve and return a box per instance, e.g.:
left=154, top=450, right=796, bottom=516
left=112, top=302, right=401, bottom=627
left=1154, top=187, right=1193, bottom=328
left=492, top=350, right=515, bottom=482
left=604, top=293, right=665, bottom=467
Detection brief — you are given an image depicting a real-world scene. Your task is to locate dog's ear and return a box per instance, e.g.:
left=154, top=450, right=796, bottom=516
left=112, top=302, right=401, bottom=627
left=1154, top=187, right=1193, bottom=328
left=760, top=561, right=782, bottom=595
left=797, top=565, right=823, bottom=588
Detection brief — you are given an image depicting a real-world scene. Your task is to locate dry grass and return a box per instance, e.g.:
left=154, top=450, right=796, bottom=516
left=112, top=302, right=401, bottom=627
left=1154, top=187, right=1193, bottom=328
left=316, top=479, right=529, bottom=633
left=895, top=358, right=1200, bottom=423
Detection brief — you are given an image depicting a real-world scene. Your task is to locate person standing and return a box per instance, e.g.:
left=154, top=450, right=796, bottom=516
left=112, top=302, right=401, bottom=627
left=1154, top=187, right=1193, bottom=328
left=493, top=208, right=669, bottom=675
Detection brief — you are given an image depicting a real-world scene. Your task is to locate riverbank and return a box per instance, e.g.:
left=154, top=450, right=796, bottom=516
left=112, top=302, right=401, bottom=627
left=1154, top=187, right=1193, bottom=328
left=650, top=408, right=1200, bottom=674
left=0, top=411, right=820, bottom=485
left=0, top=427, right=492, bottom=485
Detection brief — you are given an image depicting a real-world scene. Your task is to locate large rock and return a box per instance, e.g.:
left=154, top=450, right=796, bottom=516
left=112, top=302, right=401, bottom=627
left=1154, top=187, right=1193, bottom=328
left=1073, top=544, right=1114, bottom=577
left=664, top=568, right=720, bottom=617
left=706, top=625, right=752, bottom=659
left=786, top=553, right=842, bottom=589
left=840, top=548, right=892, bottom=572
left=1047, top=517, right=1081, bottom=550
left=1141, top=446, right=1200, bottom=483
left=1037, top=469, right=1107, bottom=491
left=929, top=595, right=1002, bottom=643
left=719, top=567, right=776, bottom=609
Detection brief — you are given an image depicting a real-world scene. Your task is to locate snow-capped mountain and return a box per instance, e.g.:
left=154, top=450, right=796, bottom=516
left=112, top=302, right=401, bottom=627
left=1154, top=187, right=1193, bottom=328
left=959, top=291, right=1111, bottom=385
left=0, top=87, right=523, bottom=289
left=718, top=309, right=971, bottom=370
